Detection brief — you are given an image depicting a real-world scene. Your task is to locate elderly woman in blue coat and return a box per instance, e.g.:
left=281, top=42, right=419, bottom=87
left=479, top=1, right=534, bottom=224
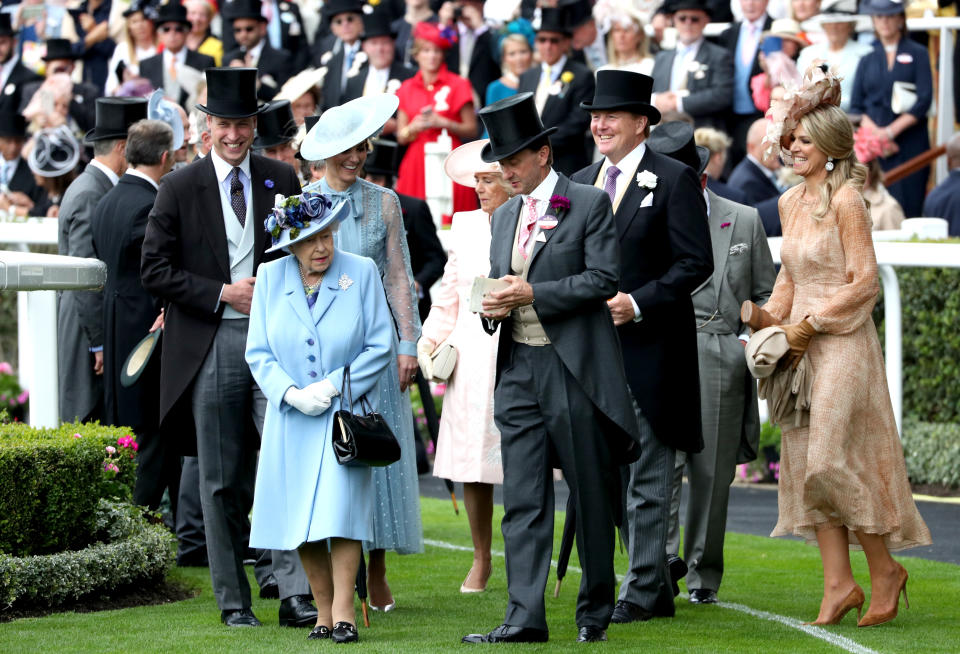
left=245, top=191, right=394, bottom=644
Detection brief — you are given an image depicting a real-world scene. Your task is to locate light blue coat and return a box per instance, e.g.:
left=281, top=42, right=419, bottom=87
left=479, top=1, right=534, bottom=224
left=246, top=249, right=394, bottom=550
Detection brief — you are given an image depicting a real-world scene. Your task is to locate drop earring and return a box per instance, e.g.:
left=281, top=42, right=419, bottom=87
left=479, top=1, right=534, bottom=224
left=825, top=157, right=835, bottom=172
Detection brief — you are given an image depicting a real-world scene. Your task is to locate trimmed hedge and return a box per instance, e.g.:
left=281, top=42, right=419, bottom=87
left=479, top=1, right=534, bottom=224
left=0, top=500, right=175, bottom=608
left=0, top=422, right=137, bottom=557
left=902, top=420, right=960, bottom=488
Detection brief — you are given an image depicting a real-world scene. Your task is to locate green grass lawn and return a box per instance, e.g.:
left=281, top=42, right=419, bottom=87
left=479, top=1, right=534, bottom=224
left=2, top=497, right=958, bottom=653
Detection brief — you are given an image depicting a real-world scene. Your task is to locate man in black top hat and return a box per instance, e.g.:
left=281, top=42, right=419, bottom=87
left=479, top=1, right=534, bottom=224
left=436, top=0, right=500, bottom=107
left=651, top=0, right=733, bottom=130
left=18, top=38, right=99, bottom=133
left=221, top=0, right=309, bottom=72
left=58, top=97, right=148, bottom=425
left=252, top=99, right=299, bottom=167
left=562, top=0, right=607, bottom=71
left=0, top=111, right=49, bottom=217
left=139, top=3, right=215, bottom=108
left=141, top=67, right=313, bottom=629
left=0, top=14, right=42, bottom=117
left=223, top=0, right=294, bottom=101
left=516, top=7, right=595, bottom=176
left=462, top=92, right=641, bottom=645
left=316, top=0, right=366, bottom=111
left=341, top=9, right=415, bottom=105
left=571, top=70, right=713, bottom=625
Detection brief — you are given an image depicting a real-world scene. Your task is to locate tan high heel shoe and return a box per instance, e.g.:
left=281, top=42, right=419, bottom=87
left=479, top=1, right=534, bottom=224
left=858, top=563, right=909, bottom=627
left=804, top=584, right=865, bottom=625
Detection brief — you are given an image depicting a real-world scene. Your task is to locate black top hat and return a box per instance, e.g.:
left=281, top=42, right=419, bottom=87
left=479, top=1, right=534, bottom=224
left=0, top=13, right=17, bottom=37
left=668, top=0, right=713, bottom=18
left=362, top=8, right=397, bottom=40
left=478, top=92, right=557, bottom=163
left=581, top=69, right=662, bottom=125
left=647, top=121, right=709, bottom=175
left=0, top=112, right=27, bottom=139
left=559, top=0, right=593, bottom=28
left=196, top=68, right=264, bottom=118
left=253, top=100, right=298, bottom=148
left=43, top=38, right=81, bottom=62
left=536, top=7, right=572, bottom=35
left=322, top=0, right=365, bottom=18
left=153, top=0, right=192, bottom=26
left=84, top=97, right=149, bottom=143
left=364, top=139, right=399, bottom=176
left=222, top=0, right=267, bottom=22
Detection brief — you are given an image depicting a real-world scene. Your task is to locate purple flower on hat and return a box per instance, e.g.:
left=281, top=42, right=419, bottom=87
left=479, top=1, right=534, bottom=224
left=265, top=179, right=274, bottom=189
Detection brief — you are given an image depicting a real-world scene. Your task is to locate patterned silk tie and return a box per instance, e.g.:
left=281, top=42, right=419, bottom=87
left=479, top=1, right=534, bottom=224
left=230, top=167, right=246, bottom=228
left=604, top=165, right=621, bottom=205
left=518, top=196, right=539, bottom=259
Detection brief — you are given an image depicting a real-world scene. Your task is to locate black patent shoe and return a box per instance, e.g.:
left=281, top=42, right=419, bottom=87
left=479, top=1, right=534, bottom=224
left=462, top=624, right=549, bottom=643
left=610, top=600, right=653, bottom=624
left=308, top=625, right=331, bottom=640
left=279, top=594, right=319, bottom=627
left=577, top=626, right=607, bottom=642
left=221, top=608, right=262, bottom=627
left=689, top=588, right=718, bottom=604
left=667, top=555, right=688, bottom=597
left=332, top=621, right=359, bottom=644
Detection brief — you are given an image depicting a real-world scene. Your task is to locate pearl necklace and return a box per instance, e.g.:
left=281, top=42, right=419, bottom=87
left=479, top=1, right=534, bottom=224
left=299, top=263, right=325, bottom=298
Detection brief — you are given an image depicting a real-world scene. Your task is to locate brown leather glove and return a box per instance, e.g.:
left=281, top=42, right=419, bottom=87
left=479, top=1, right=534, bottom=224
left=781, top=319, right=817, bottom=369
left=741, top=300, right=779, bottom=332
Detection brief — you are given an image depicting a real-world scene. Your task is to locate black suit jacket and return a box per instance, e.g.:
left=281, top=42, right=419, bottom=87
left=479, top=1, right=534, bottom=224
left=139, top=50, right=217, bottom=107
left=8, top=158, right=51, bottom=215
left=318, top=45, right=351, bottom=111
left=140, top=153, right=301, bottom=455
left=445, top=29, right=500, bottom=107
left=518, top=60, right=595, bottom=176
left=726, top=157, right=780, bottom=208
left=342, top=60, right=415, bottom=103
left=651, top=39, right=734, bottom=129
left=91, top=173, right=162, bottom=432
left=572, top=148, right=713, bottom=453
left=397, top=192, right=446, bottom=319
left=755, top=195, right=783, bottom=237
left=223, top=42, right=294, bottom=101
left=222, top=1, right=310, bottom=71
left=707, top=177, right=748, bottom=205
left=0, top=62, right=42, bottom=116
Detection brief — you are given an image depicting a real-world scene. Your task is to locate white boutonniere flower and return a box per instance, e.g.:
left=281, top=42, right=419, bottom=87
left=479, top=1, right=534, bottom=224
left=347, top=51, right=367, bottom=78
left=386, top=78, right=401, bottom=94
left=320, top=51, right=333, bottom=66
left=636, top=170, right=658, bottom=190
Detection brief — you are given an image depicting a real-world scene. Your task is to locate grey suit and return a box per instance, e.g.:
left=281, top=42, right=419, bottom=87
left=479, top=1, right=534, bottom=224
left=57, top=164, right=112, bottom=423
left=484, top=173, right=641, bottom=631
left=666, top=190, right=776, bottom=592
left=651, top=39, right=733, bottom=130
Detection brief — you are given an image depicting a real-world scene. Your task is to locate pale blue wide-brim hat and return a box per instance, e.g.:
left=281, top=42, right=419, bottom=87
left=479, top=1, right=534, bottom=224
left=147, top=89, right=185, bottom=150
left=265, top=191, right=352, bottom=253
left=300, top=93, right=400, bottom=162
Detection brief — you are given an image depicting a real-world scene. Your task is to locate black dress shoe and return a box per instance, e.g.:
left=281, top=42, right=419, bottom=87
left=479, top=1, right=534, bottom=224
left=689, top=588, right=718, bottom=604
left=259, top=583, right=279, bottom=599
left=462, top=624, right=549, bottom=643
left=221, top=608, right=262, bottom=627
left=577, top=626, right=607, bottom=642
left=610, top=600, right=653, bottom=624
left=667, top=555, right=688, bottom=597
left=308, top=625, right=331, bottom=640
left=279, top=594, right=319, bottom=627
left=176, top=550, right=209, bottom=567
left=332, top=621, right=359, bottom=643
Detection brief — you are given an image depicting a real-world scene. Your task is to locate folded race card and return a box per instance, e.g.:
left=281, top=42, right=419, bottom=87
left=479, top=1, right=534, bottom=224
left=469, top=276, right=510, bottom=313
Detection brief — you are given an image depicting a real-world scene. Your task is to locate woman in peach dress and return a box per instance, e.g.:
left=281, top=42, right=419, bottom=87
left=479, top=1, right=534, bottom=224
left=743, top=64, right=930, bottom=628
left=417, top=140, right=511, bottom=593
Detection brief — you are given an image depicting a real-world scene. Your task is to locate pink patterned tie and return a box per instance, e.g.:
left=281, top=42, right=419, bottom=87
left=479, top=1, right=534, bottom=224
left=604, top=165, right=621, bottom=204
left=518, top=196, right=539, bottom=259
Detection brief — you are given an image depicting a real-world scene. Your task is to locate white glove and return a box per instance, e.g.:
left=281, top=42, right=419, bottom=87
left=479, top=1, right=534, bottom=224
left=417, top=338, right=435, bottom=380
left=311, top=378, right=339, bottom=403
left=284, top=386, right=328, bottom=416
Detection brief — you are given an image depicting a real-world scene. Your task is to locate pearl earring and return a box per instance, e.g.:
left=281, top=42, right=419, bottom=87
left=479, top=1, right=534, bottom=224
left=825, top=157, right=835, bottom=172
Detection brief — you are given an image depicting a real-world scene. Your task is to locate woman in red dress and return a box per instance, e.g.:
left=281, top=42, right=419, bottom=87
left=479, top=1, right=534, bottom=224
left=395, top=21, right=478, bottom=221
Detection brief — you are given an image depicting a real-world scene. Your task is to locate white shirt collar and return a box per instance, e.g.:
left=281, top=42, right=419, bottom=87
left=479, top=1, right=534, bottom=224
left=0, top=56, right=18, bottom=87
left=248, top=39, right=266, bottom=62
left=527, top=167, right=559, bottom=204
left=164, top=47, right=187, bottom=65
left=210, top=148, right=251, bottom=183
left=127, top=167, right=159, bottom=190
left=677, top=37, right=704, bottom=55
left=703, top=188, right=711, bottom=217
left=746, top=153, right=776, bottom=181
left=458, top=22, right=488, bottom=37
left=744, top=16, right=766, bottom=32
left=604, top=140, right=646, bottom=175
left=88, top=159, right=120, bottom=186
left=542, top=55, right=567, bottom=78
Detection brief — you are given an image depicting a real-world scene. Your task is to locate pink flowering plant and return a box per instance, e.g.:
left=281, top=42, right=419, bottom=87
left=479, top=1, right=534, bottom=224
left=0, top=361, right=29, bottom=423
left=101, top=432, right=139, bottom=500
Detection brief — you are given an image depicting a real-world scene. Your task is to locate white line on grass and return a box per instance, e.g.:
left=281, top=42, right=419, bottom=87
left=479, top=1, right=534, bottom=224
left=424, top=538, right=880, bottom=654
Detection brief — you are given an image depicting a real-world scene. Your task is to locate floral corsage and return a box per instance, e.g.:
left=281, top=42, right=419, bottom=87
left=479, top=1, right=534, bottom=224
left=265, top=191, right=333, bottom=245
left=636, top=170, right=658, bottom=191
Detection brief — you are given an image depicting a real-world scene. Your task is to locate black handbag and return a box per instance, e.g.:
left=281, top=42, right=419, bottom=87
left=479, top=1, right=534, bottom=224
left=332, top=365, right=401, bottom=467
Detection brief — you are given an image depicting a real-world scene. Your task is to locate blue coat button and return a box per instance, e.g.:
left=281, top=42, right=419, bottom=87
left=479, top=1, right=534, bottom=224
left=308, top=371, right=317, bottom=378
left=308, top=355, right=316, bottom=362
left=307, top=338, right=315, bottom=346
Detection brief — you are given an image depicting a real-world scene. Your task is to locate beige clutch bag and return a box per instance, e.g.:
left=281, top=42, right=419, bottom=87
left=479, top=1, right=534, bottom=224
left=429, top=342, right=458, bottom=382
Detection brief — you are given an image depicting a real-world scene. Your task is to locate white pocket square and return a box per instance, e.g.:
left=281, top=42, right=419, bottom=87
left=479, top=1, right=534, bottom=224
left=729, top=242, right=749, bottom=256
left=535, top=232, right=547, bottom=243
left=640, top=192, right=654, bottom=208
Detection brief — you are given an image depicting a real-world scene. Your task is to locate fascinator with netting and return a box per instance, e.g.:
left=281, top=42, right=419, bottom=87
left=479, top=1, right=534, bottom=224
left=761, top=61, right=843, bottom=164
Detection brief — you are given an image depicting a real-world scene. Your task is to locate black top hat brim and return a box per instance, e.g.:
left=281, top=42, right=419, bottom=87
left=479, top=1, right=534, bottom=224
left=580, top=99, right=662, bottom=126
left=695, top=145, right=710, bottom=175
left=120, top=329, right=161, bottom=388
left=195, top=102, right=267, bottom=119
left=667, top=0, right=713, bottom=18
left=480, top=126, right=557, bottom=163
left=83, top=127, right=133, bottom=144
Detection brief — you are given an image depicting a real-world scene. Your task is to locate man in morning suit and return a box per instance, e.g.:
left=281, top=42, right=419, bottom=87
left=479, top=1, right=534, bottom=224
left=19, top=39, right=99, bottom=134
left=517, top=7, right=595, bottom=176
left=91, top=118, right=181, bottom=515
left=571, top=72, right=714, bottom=624
left=58, top=97, right=148, bottom=424
left=139, top=2, right=216, bottom=108
left=922, top=132, right=960, bottom=236
left=341, top=9, right=415, bottom=104
left=316, top=0, right=366, bottom=112
left=646, top=122, right=775, bottom=605
left=462, top=92, right=642, bottom=645
left=0, top=112, right=49, bottom=216
left=0, top=15, right=42, bottom=117
left=223, top=0, right=295, bottom=101
left=650, top=0, right=733, bottom=130
left=141, top=67, right=314, bottom=628
left=726, top=118, right=783, bottom=211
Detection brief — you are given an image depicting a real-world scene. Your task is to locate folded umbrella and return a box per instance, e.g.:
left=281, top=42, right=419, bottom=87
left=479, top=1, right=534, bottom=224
left=554, top=492, right=577, bottom=598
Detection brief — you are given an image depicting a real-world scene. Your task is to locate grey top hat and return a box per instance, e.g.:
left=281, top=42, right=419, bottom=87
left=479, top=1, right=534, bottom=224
left=647, top=121, right=710, bottom=175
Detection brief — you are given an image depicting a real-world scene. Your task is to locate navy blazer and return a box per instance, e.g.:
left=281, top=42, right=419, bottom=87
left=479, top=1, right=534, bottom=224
left=726, top=157, right=780, bottom=208
left=922, top=169, right=960, bottom=236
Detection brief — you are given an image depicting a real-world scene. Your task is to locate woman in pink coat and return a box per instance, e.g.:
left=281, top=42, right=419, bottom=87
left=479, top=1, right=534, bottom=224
left=417, top=139, right=512, bottom=593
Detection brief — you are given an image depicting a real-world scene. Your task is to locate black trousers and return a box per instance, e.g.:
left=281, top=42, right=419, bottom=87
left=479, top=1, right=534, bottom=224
left=494, top=343, right=618, bottom=631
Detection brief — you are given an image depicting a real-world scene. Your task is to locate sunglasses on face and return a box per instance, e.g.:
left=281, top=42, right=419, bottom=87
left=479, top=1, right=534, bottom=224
left=536, top=36, right=562, bottom=44
left=234, top=25, right=258, bottom=33
left=159, top=25, right=188, bottom=34
left=675, top=14, right=703, bottom=24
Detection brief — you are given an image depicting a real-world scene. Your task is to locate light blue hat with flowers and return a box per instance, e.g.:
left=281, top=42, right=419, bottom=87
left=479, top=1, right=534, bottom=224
left=265, top=190, right=350, bottom=253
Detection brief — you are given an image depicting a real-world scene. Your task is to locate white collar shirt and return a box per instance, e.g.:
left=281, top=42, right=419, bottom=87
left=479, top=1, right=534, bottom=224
left=89, top=159, right=120, bottom=186
left=0, top=56, right=18, bottom=90
left=127, top=167, right=159, bottom=191
left=247, top=39, right=266, bottom=65
left=671, top=37, right=704, bottom=89
left=163, top=47, right=187, bottom=67
left=540, top=55, right=567, bottom=84
left=598, top=141, right=647, bottom=202
left=364, top=64, right=390, bottom=95
left=519, top=167, right=559, bottom=257
left=210, top=148, right=252, bottom=210
left=0, top=157, right=18, bottom=187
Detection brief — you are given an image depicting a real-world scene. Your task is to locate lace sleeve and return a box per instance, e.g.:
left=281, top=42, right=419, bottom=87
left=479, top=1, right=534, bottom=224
left=379, top=188, right=422, bottom=356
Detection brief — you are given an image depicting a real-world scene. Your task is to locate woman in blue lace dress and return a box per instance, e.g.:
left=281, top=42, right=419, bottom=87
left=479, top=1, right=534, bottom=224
left=301, top=93, right=423, bottom=611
